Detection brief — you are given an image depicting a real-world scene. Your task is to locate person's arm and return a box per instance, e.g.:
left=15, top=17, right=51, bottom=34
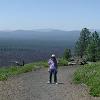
left=56, top=58, right=58, bottom=69
left=48, top=59, right=51, bottom=65
left=48, top=59, right=51, bottom=72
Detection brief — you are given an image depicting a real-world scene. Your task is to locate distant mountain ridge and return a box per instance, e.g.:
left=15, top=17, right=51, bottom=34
left=0, top=29, right=80, bottom=41
left=0, top=29, right=99, bottom=42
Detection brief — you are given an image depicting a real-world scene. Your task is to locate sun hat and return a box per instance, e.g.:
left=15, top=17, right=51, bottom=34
left=51, top=54, right=55, bottom=57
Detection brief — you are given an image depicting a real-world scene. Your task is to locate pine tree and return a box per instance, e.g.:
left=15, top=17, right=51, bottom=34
left=63, top=48, right=71, bottom=60
left=86, top=31, right=100, bottom=61
left=75, top=28, right=91, bottom=58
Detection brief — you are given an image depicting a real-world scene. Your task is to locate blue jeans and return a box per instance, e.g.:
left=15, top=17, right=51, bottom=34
left=49, top=69, right=57, bottom=83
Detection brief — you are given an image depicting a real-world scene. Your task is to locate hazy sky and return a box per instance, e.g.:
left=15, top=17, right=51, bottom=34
left=0, top=0, right=100, bottom=30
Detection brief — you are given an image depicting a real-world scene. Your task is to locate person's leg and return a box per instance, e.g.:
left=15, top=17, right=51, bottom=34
left=54, top=70, right=57, bottom=83
left=49, top=70, right=52, bottom=83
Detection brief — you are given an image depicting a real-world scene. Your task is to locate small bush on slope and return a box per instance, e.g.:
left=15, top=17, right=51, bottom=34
left=73, top=62, right=100, bottom=97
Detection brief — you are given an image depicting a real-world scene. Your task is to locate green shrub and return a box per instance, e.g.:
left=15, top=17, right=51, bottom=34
left=73, top=62, right=100, bottom=96
left=58, top=58, right=68, bottom=66
left=0, top=73, right=8, bottom=80
left=0, top=68, right=9, bottom=80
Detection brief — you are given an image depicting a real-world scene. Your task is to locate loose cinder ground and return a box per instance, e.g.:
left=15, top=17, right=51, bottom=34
left=0, top=66, right=100, bottom=100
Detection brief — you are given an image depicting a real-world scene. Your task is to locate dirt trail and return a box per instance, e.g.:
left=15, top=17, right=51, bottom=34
left=0, top=66, right=100, bottom=100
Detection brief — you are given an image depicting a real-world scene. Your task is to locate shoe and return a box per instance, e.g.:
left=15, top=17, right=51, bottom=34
left=55, top=82, right=58, bottom=84
left=47, top=81, right=51, bottom=84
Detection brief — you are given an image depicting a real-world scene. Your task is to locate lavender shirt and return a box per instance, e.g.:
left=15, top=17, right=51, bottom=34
left=48, top=59, right=56, bottom=70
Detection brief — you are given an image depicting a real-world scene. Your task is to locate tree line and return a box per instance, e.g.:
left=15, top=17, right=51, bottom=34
left=75, top=28, right=100, bottom=62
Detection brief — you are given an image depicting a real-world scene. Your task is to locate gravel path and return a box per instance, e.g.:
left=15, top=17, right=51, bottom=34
left=0, top=65, right=100, bottom=100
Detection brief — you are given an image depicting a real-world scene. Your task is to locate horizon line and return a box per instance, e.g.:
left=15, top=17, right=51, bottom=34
left=0, top=28, right=99, bottom=32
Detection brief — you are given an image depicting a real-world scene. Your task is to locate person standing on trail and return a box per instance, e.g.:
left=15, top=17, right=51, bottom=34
left=48, top=54, right=58, bottom=84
